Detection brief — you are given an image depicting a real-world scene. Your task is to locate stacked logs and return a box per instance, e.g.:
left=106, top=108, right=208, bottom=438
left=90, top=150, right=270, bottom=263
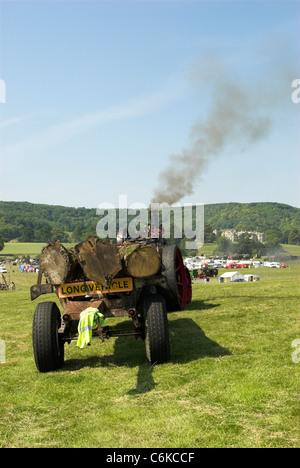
left=40, top=236, right=161, bottom=287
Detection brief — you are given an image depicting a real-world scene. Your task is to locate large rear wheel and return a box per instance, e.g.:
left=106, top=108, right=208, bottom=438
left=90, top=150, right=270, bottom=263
left=32, top=301, right=64, bottom=373
left=185, top=266, right=192, bottom=305
left=161, top=245, right=188, bottom=311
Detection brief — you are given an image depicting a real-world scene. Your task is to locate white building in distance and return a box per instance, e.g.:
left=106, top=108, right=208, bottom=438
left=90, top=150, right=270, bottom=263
left=213, top=229, right=266, bottom=243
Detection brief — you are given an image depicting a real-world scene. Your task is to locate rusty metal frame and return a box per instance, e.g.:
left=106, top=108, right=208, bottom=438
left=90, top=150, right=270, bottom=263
left=30, top=272, right=169, bottom=342
left=31, top=283, right=54, bottom=300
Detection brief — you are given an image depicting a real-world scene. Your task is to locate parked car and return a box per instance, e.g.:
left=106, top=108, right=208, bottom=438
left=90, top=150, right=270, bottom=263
left=280, top=263, right=289, bottom=268
left=226, top=262, right=242, bottom=269
left=253, top=261, right=264, bottom=268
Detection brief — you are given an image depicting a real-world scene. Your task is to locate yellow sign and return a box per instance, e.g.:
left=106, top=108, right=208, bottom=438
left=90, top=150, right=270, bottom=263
left=58, top=277, right=133, bottom=298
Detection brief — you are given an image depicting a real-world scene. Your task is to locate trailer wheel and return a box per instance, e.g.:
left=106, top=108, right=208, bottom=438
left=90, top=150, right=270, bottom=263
left=143, top=293, right=170, bottom=365
left=32, top=301, right=64, bottom=373
left=161, top=245, right=188, bottom=311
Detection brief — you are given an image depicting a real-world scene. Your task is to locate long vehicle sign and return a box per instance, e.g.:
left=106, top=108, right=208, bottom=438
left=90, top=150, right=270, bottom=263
left=58, top=277, right=133, bottom=298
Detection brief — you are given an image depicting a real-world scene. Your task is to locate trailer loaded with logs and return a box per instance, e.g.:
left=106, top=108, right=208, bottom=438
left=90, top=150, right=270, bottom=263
left=31, top=235, right=192, bottom=372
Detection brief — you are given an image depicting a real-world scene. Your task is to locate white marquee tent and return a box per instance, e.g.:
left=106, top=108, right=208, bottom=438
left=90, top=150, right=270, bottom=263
left=244, top=274, right=260, bottom=282
left=219, top=272, right=245, bottom=283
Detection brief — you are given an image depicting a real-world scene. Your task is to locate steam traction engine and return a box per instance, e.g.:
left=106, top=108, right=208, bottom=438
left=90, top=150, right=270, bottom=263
left=31, top=235, right=192, bottom=373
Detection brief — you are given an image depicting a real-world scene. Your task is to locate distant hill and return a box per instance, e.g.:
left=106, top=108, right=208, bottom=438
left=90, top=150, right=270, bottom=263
left=0, top=200, right=299, bottom=242
left=0, top=201, right=96, bottom=240
left=204, top=202, right=300, bottom=232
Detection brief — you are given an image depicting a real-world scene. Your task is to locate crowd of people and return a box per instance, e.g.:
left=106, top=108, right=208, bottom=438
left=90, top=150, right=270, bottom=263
left=18, top=263, right=40, bottom=273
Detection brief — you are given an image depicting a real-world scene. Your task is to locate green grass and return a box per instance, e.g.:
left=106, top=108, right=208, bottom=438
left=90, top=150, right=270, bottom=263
left=197, top=243, right=217, bottom=256
left=0, top=242, right=76, bottom=259
left=0, top=260, right=300, bottom=448
left=280, top=244, right=300, bottom=256
left=1, top=241, right=299, bottom=260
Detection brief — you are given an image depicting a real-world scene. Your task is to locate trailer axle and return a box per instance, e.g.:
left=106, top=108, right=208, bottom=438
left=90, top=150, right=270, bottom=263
left=62, top=328, right=142, bottom=342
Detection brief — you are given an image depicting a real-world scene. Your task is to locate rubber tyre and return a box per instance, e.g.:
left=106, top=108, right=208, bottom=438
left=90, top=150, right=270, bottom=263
left=184, top=266, right=192, bottom=305
left=143, top=293, right=170, bottom=365
left=161, top=245, right=187, bottom=311
left=32, top=301, right=64, bottom=373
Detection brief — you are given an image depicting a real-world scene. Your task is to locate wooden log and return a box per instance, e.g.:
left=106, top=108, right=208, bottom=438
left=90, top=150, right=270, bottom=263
left=74, top=236, right=122, bottom=287
left=118, top=241, right=161, bottom=278
left=40, top=240, right=82, bottom=285
left=40, top=236, right=161, bottom=287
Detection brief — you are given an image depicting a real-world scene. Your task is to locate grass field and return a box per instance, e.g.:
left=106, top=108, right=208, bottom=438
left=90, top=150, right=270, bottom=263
left=0, top=258, right=299, bottom=448
left=1, top=241, right=300, bottom=260
left=0, top=242, right=76, bottom=259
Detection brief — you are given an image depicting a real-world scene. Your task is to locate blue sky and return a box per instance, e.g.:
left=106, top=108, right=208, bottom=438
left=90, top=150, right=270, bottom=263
left=0, top=0, right=299, bottom=209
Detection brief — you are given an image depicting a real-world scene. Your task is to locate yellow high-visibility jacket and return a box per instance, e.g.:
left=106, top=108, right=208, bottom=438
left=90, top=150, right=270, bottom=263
left=77, top=307, right=106, bottom=349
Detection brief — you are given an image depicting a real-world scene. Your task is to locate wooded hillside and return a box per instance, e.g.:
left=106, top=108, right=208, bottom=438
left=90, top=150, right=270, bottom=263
left=0, top=200, right=299, bottom=244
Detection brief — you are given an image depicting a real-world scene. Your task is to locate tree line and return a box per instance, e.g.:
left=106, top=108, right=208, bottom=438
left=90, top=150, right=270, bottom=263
left=204, top=224, right=300, bottom=257
left=0, top=201, right=300, bottom=254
